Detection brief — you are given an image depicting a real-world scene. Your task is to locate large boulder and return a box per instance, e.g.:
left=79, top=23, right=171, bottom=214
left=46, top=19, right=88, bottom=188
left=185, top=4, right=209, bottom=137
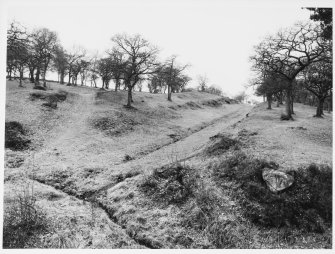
left=262, top=169, right=294, bottom=193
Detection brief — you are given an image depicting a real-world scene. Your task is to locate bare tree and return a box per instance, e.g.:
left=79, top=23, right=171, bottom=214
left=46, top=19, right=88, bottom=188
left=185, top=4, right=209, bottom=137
left=303, top=62, right=332, bottom=117
left=250, top=22, right=330, bottom=119
left=233, top=91, right=247, bottom=103
left=111, top=33, right=159, bottom=107
left=197, top=74, right=209, bottom=92
left=66, top=46, right=86, bottom=85
left=164, top=56, right=189, bottom=101
left=31, top=28, right=59, bottom=87
left=106, top=48, right=125, bottom=91
left=6, top=21, right=30, bottom=87
left=95, top=57, right=114, bottom=89
left=53, top=45, right=68, bottom=84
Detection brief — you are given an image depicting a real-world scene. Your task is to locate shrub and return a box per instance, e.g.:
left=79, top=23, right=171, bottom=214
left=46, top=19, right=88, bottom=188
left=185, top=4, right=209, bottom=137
left=212, top=152, right=332, bottom=232
left=5, top=121, right=31, bottom=151
left=3, top=182, right=49, bottom=248
left=206, top=134, right=240, bottom=156
left=139, top=164, right=197, bottom=205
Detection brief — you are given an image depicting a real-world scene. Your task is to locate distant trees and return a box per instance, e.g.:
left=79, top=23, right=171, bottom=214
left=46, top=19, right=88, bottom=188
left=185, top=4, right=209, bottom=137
left=53, top=45, right=67, bottom=84
left=147, top=58, right=190, bottom=99
left=6, top=22, right=200, bottom=107
left=95, top=57, right=114, bottom=89
left=233, top=91, right=247, bottom=103
left=197, top=75, right=209, bottom=92
left=254, top=73, right=287, bottom=109
left=251, top=22, right=331, bottom=119
left=205, top=85, right=223, bottom=96
left=6, top=21, right=30, bottom=87
left=65, top=46, right=86, bottom=85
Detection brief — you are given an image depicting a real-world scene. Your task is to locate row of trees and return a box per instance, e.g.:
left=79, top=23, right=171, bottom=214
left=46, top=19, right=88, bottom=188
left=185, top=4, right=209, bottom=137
left=250, top=8, right=332, bottom=118
left=7, top=23, right=193, bottom=107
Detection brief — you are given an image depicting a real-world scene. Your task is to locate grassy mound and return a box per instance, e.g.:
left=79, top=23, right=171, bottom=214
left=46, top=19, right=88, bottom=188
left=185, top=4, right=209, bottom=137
left=91, top=111, right=140, bottom=136
left=206, top=134, right=240, bottom=156
left=140, top=164, right=197, bottom=205
left=5, top=121, right=31, bottom=151
left=212, top=151, right=332, bottom=233
left=30, top=90, right=68, bottom=102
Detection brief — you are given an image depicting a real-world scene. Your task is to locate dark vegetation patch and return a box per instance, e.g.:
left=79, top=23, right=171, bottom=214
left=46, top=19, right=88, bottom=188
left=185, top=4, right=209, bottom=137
left=30, top=90, right=68, bottom=109
left=212, top=151, right=332, bottom=233
left=288, top=126, right=307, bottom=131
left=46, top=192, right=64, bottom=201
left=5, top=121, right=31, bottom=151
left=115, top=170, right=140, bottom=183
left=123, top=154, right=134, bottom=162
left=139, top=164, right=198, bottom=206
left=33, top=85, right=47, bottom=91
left=202, top=99, right=223, bottom=107
left=81, top=167, right=104, bottom=178
left=280, top=114, right=292, bottom=121
left=30, top=90, right=68, bottom=102
left=185, top=101, right=202, bottom=109
left=91, top=111, right=141, bottom=136
left=206, top=134, right=240, bottom=155
left=237, top=129, right=258, bottom=138
left=5, top=154, right=25, bottom=168
left=167, top=133, right=182, bottom=142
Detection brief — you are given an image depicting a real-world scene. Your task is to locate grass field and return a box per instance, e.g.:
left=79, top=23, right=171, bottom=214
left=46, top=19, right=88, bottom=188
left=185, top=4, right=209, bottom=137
left=3, top=80, right=332, bottom=249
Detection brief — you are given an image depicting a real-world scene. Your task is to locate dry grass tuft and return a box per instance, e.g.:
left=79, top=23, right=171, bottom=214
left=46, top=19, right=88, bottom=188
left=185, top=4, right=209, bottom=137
left=3, top=182, right=49, bottom=248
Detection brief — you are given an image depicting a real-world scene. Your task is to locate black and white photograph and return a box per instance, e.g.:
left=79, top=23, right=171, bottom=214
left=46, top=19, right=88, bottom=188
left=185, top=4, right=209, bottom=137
left=0, top=0, right=333, bottom=250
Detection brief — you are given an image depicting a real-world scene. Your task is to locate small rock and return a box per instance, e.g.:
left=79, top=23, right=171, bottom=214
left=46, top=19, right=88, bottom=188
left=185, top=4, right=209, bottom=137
left=262, top=169, right=294, bottom=193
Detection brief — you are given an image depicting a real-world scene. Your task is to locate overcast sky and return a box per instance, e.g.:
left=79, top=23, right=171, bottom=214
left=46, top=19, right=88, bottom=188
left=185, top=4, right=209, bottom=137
left=1, top=0, right=331, bottom=97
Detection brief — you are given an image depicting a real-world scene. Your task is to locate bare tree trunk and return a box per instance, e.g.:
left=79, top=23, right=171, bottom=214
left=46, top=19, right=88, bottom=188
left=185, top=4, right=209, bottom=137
left=60, top=72, right=65, bottom=84
left=266, top=94, right=272, bottom=109
left=68, top=70, right=72, bottom=84
left=43, top=67, right=47, bottom=87
left=115, top=79, right=120, bottom=92
left=29, top=68, right=35, bottom=83
left=19, top=69, right=24, bottom=87
left=290, top=94, right=294, bottom=114
left=35, top=68, right=40, bottom=86
left=284, top=86, right=293, bottom=120
left=328, top=93, right=332, bottom=113
left=8, top=68, right=12, bottom=80
left=168, top=84, right=172, bottom=101
left=315, top=97, right=325, bottom=117
left=275, top=95, right=280, bottom=107
left=127, top=85, right=132, bottom=107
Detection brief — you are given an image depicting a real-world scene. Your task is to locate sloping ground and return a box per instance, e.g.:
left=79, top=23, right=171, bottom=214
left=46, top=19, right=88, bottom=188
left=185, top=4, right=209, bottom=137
left=232, top=103, right=332, bottom=168
left=4, top=80, right=331, bottom=249
left=3, top=80, right=250, bottom=248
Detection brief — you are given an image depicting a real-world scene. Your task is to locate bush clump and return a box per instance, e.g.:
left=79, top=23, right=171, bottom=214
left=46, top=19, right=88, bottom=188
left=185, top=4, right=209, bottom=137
left=140, top=164, right=197, bottom=205
left=91, top=112, right=140, bottom=136
left=3, top=184, right=49, bottom=248
left=206, top=134, right=240, bottom=156
left=213, top=152, right=332, bottom=233
left=5, top=121, right=31, bottom=151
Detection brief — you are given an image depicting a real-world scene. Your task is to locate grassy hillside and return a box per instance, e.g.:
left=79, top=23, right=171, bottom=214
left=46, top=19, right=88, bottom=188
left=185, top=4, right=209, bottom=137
left=3, top=80, right=332, bottom=249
